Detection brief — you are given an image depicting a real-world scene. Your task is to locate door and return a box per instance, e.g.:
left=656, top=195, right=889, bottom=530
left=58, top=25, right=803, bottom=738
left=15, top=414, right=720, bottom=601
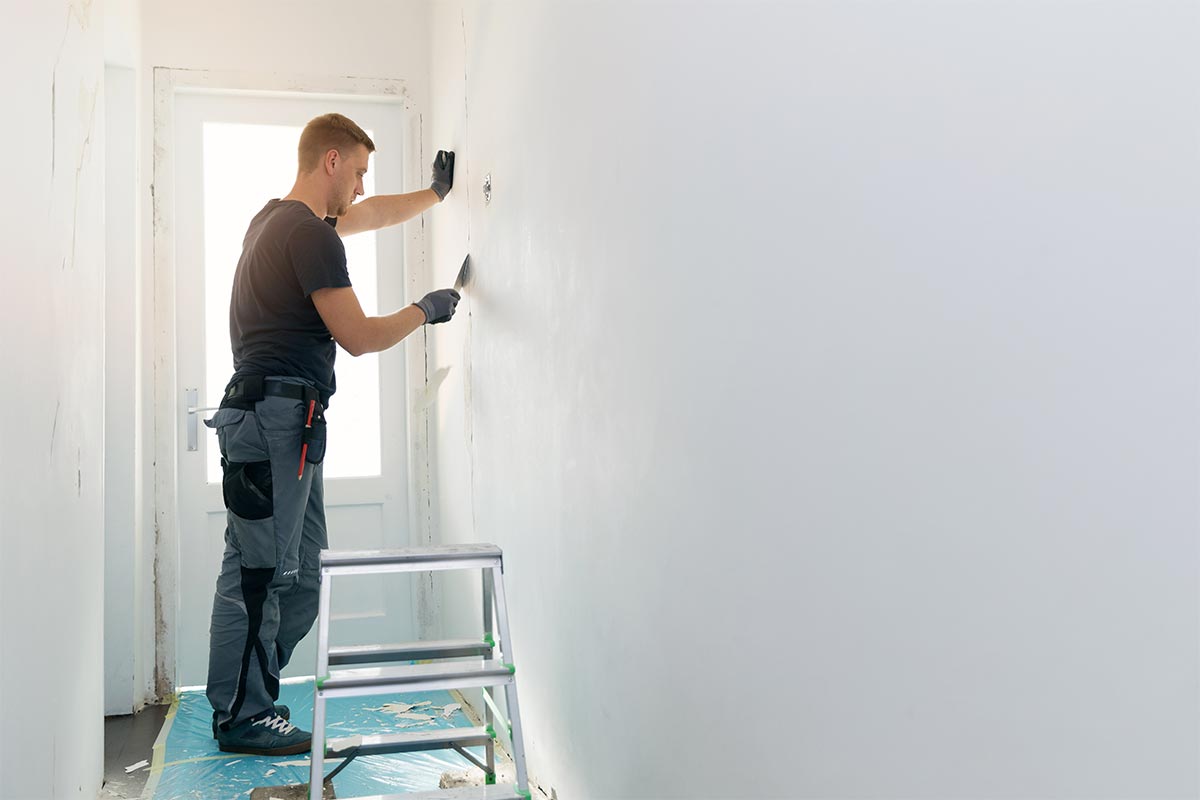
left=173, top=90, right=415, bottom=686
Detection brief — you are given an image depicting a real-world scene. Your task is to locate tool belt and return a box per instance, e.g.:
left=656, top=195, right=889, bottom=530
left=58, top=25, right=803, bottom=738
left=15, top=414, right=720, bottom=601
left=221, top=376, right=327, bottom=465
left=222, top=375, right=320, bottom=408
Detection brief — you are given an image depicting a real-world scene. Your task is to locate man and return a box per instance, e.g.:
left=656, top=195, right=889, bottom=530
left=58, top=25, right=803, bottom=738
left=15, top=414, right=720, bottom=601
left=205, top=112, right=460, bottom=755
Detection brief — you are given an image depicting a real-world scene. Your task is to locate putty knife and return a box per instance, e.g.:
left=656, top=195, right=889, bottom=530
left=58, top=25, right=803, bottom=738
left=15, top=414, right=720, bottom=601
left=453, top=254, right=471, bottom=291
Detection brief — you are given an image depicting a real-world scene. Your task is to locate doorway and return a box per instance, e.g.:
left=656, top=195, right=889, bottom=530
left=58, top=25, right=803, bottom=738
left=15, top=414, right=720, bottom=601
left=157, top=78, right=426, bottom=690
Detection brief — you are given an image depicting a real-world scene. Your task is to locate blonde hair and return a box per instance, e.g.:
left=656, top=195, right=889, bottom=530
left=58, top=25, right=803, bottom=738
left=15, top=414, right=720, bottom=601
left=297, top=113, right=376, bottom=173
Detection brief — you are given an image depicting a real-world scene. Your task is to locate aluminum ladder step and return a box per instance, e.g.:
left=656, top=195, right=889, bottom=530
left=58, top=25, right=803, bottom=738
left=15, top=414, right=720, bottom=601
left=327, top=726, right=494, bottom=758
left=328, top=638, right=493, bottom=666
left=321, top=545, right=502, bottom=575
left=320, top=659, right=515, bottom=698
left=336, top=785, right=526, bottom=800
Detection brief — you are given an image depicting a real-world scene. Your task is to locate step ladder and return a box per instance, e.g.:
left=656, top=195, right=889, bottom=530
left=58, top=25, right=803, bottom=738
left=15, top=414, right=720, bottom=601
left=307, top=544, right=530, bottom=800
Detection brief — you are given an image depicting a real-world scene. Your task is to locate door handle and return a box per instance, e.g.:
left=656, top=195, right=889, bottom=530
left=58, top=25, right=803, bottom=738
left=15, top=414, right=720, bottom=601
left=185, top=388, right=221, bottom=452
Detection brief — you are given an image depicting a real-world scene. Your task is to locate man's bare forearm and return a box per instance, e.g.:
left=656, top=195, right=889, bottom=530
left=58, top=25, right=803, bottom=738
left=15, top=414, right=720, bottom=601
left=374, top=188, right=442, bottom=226
left=346, top=190, right=441, bottom=235
left=354, top=304, right=428, bottom=355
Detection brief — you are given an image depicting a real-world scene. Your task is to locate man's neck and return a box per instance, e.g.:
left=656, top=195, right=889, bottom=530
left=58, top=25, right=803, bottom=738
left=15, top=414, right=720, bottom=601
left=281, top=182, right=327, bottom=219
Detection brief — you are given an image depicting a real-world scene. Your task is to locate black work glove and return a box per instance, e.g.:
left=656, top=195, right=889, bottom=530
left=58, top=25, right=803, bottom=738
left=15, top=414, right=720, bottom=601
left=414, top=288, right=461, bottom=324
left=430, top=150, right=455, bottom=200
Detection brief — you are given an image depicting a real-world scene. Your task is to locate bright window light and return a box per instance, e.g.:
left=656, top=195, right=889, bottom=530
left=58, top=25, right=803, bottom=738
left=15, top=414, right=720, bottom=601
left=202, top=121, right=382, bottom=482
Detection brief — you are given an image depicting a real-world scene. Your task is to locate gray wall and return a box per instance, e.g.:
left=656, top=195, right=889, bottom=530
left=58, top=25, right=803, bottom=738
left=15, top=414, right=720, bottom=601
left=426, top=2, right=1200, bottom=797
left=0, top=2, right=107, bottom=797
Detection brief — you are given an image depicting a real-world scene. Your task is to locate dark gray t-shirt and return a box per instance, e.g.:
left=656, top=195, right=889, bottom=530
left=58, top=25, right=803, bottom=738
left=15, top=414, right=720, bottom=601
left=227, top=199, right=351, bottom=405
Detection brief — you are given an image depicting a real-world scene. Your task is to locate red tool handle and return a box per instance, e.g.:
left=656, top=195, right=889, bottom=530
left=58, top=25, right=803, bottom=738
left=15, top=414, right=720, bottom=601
left=297, top=399, right=316, bottom=480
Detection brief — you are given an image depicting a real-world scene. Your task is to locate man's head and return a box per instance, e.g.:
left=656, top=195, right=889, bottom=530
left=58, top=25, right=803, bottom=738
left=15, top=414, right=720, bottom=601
left=297, top=113, right=376, bottom=217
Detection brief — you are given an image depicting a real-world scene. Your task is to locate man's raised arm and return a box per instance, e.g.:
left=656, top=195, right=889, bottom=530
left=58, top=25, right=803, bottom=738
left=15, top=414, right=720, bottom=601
left=335, top=150, right=455, bottom=236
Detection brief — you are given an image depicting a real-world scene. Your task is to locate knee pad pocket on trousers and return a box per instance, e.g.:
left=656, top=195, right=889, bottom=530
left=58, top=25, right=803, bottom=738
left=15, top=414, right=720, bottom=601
left=222, top=460, right=273, bottom=520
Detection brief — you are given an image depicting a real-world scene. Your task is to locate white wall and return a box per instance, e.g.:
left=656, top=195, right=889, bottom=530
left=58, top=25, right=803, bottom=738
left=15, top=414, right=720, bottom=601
left=104, top=63, right=147, bottom=716
left=103, top=0, right=139, bottom=68
left=0, top=2, right=107, bottom=797
left=103, top=0, right=153, bottom=718
left=427, top=2, right=1200, bottom=797
left=137, top=0, right=432, bottom=132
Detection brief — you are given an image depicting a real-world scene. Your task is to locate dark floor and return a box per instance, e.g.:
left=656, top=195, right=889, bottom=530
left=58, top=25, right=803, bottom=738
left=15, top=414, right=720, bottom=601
left=101, top=703, right=170, bottom=799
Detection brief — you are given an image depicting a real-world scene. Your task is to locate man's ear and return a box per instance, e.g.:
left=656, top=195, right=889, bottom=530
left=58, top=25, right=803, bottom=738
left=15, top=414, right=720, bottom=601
left=324, top=148, right=339, bottom=176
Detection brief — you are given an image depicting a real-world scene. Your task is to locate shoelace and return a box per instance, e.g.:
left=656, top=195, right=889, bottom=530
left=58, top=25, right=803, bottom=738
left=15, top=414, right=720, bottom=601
left=251, top=714, right=296, bottom=735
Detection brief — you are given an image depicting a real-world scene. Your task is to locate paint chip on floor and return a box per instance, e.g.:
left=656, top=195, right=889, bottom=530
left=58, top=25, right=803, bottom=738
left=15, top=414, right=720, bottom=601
left=124, top=759, right=149, bottom=774
left=328, top=734, right=363, bottom=752
left=155, top=684, right=479, bottom=797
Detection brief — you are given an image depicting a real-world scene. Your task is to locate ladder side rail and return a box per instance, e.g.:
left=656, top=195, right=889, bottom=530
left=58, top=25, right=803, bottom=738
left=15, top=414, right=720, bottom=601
left=316, top=569, right=333, bottom=679
left=309, top=688, right=329, bottom=800
left=482, top=567, right=497, bottom=783
left=310, top=569, right=334, bottom=800
left=491, top=565, right=530, bottom=794
left=479, top=686, right=520, bottom=762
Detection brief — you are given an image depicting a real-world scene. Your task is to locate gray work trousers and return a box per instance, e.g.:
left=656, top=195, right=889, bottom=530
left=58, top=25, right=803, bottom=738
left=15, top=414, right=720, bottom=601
left=205, top=384, right=327, bottom=730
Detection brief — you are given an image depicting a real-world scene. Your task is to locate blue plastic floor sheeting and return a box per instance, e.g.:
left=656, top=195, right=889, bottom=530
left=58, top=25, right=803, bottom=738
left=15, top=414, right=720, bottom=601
left=149, top=680, right=483, bottom=799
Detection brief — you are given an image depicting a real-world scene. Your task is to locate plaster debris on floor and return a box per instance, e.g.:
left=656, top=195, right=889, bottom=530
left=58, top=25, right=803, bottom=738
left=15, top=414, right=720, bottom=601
left=145, top=681, right=489, bottom=799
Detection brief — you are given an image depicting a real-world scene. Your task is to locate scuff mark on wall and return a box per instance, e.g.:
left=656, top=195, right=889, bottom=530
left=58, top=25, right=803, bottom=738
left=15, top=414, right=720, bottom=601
left=50, top=400, right=61, bottom=456
left=152, top=518, right=171, bottom=699
left=50, top=0, right=94, bottom=177
left=68, top=82, right=100, bottom=270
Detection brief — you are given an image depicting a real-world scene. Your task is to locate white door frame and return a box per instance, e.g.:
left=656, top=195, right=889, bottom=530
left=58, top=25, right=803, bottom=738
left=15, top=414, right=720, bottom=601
left=151, top=67, right=434, bottom=698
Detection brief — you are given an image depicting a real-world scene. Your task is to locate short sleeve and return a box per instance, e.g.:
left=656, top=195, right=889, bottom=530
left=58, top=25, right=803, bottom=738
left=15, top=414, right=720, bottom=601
left=286, top=219, right=351, bottom=297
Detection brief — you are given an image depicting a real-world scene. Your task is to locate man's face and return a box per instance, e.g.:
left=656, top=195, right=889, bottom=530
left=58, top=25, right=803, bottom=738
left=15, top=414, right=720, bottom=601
left=330, top=144, right=369, bottom=217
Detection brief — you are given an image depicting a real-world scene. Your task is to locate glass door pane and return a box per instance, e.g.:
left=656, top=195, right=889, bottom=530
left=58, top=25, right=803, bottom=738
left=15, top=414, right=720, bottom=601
left=201, top=121, right=382, bottom=482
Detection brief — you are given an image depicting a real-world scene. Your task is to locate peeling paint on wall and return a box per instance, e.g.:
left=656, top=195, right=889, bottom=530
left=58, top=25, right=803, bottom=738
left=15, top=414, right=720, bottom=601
left=68, top=82, right=100, bottom=271
left=415, top=365, right=452, bottom=411
left=50, top=0, right=94, bottom=177
left=49, top=400, right=61, bottom=455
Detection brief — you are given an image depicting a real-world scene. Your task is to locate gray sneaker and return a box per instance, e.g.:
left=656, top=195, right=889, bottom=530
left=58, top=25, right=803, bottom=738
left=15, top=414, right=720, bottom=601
left=212, top=705, right=291, bottom=738
left=216, top=712, right=311, bottom=756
